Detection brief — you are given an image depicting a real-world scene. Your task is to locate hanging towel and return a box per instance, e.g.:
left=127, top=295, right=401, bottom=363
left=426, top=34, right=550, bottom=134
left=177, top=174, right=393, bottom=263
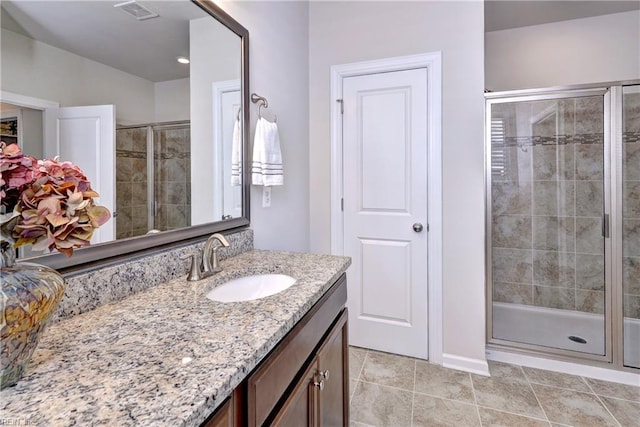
left=230, top=116, right=242, bottom=186
left=252, top=117, right=283, bottom=186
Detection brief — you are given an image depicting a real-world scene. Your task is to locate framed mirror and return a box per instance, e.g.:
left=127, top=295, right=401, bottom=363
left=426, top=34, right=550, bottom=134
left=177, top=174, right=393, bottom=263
left=0, top=0, right=250, bottom=271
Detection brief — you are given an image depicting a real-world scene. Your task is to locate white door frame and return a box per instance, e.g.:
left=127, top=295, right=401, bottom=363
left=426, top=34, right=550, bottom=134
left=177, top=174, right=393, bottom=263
left=1, top=91, right=60, bottom=154
left=330, top=52, right=443, bottom=364
left=1, top=91, right=60, bottom=110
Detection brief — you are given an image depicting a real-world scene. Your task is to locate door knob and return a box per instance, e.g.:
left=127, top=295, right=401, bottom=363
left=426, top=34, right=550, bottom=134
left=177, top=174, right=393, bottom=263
left=320, top=369, right=330, bottom=380
left=314, top=380, right=325, bottom=390
left=413, top=223, right=424, bottom=232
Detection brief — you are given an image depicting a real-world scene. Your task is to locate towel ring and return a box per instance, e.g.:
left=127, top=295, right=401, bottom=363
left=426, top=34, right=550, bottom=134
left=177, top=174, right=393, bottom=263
left=251, top=93, right=277, bottom=123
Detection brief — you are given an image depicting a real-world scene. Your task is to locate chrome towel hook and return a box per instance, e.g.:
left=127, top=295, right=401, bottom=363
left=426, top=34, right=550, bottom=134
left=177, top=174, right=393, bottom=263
left=251, top=93, right=276, bottom=122
left=251, top=93, right=268, bottom=109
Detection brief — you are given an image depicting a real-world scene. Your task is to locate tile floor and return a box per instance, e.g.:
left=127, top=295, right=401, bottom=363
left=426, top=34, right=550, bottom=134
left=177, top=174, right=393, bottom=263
left=348, top=347, right=640, bottom=427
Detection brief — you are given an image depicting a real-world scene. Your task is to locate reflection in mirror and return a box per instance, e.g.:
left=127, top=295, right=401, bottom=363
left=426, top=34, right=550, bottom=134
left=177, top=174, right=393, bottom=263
left=115, top=122, right=192, bottom=239
left=0, top=0, right=247, bottom=264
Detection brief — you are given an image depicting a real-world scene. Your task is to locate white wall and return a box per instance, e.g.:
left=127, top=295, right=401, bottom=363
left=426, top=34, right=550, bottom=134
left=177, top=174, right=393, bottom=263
left=0, top=29, right=155, bottom=125
left=155, top=78, right=190, bottom=123
left=20, top=108, right=43, bottom=158
left=486, top=10, right=640, bottom=91
left=189, top=16, right=241, bottom=226
left=217, top=1, right=310, bottom=252
left=309, top=1, right=486, bottom=365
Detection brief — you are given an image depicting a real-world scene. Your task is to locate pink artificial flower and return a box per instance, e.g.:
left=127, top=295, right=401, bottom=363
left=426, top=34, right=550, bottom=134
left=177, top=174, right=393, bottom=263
left=1, top=142, right=111, bottom=257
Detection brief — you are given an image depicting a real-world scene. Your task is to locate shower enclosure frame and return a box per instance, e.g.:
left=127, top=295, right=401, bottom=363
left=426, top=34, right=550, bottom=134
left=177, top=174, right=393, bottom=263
left=116, top=120, right=191, bottom=235
left=484, top=79, right=640, bottom=373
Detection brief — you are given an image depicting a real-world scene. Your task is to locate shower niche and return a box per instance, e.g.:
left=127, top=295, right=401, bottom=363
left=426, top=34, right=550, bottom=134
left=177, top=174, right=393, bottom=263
left=486, top=83, right=640, bottom=371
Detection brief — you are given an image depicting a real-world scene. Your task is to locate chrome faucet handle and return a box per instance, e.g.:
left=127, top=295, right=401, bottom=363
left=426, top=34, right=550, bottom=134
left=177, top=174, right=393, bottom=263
left=181, top=249, right=203, bottom=281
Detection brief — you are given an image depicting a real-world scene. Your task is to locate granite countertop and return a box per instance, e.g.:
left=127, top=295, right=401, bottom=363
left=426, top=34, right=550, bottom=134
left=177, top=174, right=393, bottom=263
left=0, top=250, right=351, bottom=427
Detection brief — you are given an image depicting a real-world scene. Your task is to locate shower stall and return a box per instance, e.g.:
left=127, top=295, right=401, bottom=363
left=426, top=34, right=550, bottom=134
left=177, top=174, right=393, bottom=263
left=115, top=122, right=191, bottom=239
left=486, top=82, right=640, bottom=371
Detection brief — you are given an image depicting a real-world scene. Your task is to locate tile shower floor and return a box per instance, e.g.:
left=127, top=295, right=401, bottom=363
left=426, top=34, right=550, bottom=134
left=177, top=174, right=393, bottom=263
left=348, top=347, right=640, bottom=427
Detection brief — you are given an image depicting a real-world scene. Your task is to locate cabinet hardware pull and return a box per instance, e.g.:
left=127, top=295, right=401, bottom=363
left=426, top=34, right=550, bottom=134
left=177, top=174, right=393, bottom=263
left=313, top=380, right=325, bottom=391
left=320, top=370, right=330, bottom=380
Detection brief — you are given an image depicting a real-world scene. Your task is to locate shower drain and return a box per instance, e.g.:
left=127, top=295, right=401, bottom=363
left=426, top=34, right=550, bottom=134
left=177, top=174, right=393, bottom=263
left=568, top=335, right=587, bottom=344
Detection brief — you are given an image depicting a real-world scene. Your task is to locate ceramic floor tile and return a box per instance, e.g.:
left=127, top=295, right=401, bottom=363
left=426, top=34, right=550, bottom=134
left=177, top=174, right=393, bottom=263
left=349, top=346, right=367, bottom=379
left=532, top=383, right=619, bottom=426
left=412, top=393, right=481, bottom=427
left=477, top=407, right=550, bottom=427
left=486, top=360, right=529, bottom=381
left=349, top=351, right=636, bottom=427
left=585, top=377, right=640, bottom=402
left=360, top=350, right=415, bottom=391
left=415, top=361, right=475, bottom=403
left=471, top=372, right=546, bottom=419
left=350, top=381, right=412, bottom=427
left=522, top=366, right=591, bottom=392
left=600, top=396, right=640, bottom=427
left=350, top=379, right=358, bottom=401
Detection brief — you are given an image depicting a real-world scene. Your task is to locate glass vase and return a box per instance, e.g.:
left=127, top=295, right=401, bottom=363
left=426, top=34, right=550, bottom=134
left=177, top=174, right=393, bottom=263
left=1, top=240, right=66, bottom=389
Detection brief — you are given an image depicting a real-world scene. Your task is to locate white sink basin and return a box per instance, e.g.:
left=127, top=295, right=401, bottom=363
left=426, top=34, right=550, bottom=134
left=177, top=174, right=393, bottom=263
left=206, top=274, right=297, bottom=302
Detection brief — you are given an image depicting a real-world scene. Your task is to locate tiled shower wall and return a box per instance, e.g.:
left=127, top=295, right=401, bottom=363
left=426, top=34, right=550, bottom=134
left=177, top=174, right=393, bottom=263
left=115, top=125, right=191, bottom=238
left=153, top=127, right=191, bottom=231
left=116, top=128, right=149, bottom=239
left=623, top=92, right=640, bottom=320
left=491, top=96, right=607, bottom=314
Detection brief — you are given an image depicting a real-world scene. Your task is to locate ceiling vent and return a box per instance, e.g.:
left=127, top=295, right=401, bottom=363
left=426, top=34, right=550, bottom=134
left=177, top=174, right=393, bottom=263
left=114, top=1, right=159, bottom=21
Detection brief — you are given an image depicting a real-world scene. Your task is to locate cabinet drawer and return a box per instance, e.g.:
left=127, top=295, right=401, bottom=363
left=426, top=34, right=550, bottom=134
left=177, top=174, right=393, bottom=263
left=247, top=274, right=347, bottom=427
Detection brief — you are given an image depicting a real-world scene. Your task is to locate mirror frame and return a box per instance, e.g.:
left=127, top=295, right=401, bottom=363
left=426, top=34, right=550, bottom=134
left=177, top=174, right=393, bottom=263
left=26, top=0, right=250, bottom=273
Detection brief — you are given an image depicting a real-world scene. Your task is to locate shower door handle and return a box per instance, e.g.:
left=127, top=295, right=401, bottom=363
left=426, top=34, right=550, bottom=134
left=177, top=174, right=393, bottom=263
left=602, top=214, right=609, bottom=238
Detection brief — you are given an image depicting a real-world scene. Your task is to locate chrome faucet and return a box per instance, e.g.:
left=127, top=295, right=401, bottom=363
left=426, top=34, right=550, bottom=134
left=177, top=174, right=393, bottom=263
left=202, top=233, right=230, bottom=275
left=183, top=233, right=230, bottom=281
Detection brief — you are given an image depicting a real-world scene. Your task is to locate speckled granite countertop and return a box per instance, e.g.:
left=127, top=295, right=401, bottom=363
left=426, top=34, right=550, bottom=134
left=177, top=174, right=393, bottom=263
left=0, top=250, right=351, bottom=427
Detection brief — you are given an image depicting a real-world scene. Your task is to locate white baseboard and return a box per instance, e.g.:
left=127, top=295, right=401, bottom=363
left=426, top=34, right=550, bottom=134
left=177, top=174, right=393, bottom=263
left=442, top=353, right=490, bottom=376
left=487, top=349, right=640, bottom=387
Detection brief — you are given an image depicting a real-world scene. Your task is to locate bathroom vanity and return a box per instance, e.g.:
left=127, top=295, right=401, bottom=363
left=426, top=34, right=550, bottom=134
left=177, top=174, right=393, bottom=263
left=0, top=250, right=351, bottom=426
left=206, top=273, right=348, bottom=427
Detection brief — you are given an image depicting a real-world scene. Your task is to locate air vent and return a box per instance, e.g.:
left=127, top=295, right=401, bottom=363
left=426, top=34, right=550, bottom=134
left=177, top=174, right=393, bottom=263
left=114, top=0, right=159, bottom=21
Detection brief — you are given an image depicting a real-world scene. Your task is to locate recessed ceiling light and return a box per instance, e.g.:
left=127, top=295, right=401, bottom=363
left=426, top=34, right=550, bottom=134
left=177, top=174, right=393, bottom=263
left=177, top=57, right=190, bottom=64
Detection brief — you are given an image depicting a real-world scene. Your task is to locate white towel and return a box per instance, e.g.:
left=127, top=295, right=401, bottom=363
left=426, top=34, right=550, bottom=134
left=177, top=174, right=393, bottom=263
left=230, top=116, right=242, bottom=186
left=252, top=117, right=283, bottom=186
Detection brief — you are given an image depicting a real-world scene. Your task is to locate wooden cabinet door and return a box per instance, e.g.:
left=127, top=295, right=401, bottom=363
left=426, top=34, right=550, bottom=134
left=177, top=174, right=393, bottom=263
left=247, top=275, right=348, bottom=427
left=270, top=360, right=319, bottom=427
left=203, top=398, right=233, bottom=427
left=317, top=310, right=349, bottom=427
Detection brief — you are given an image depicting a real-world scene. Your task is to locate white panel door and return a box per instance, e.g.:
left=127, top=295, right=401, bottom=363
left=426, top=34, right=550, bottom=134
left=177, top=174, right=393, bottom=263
left=212, top=81, right=242, bottom=221
left=44, top=105, right=115, bottom=245
left=343, top=68, right=429, bottom=359
left=221, top=89, right=242, bottom=219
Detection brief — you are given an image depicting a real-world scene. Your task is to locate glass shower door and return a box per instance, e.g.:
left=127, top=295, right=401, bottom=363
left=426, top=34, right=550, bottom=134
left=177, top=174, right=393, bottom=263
left=488, top=92, right=608, bottom=356
left=115, top=122, right=191, bottom=237
left=115, top=127, right=149, bottom=239
left=153, top=124, right=191, bottom=231
left=622, top=85, right=640, bottom=368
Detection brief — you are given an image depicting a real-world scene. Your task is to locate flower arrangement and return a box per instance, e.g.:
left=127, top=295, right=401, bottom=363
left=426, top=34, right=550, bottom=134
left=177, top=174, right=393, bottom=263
left=0, top=142, right=110, bottom=257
